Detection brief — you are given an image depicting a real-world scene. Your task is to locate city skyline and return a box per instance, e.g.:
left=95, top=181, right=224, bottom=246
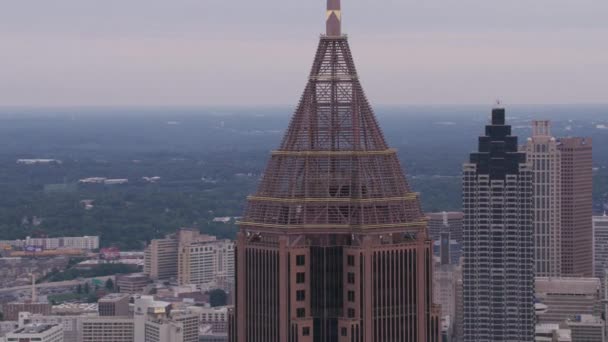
left=0, top=1, right=605, bottom=342
left=1, top=1, right=608, bottom=106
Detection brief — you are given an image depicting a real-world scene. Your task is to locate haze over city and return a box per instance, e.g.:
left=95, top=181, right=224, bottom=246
left=0, top=1, right=607, bottom=342
left=1, top=0, right=608, bottom=106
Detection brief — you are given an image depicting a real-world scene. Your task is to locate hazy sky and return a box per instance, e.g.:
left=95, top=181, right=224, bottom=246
left=1, top=0, right=607, bottom=107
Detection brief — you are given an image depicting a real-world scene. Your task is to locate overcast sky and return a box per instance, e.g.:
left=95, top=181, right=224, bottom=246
left=1, top=0, right=607, bottom=107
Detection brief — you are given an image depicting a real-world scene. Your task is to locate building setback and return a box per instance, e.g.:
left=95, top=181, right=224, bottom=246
left=231, top=1, right=440, bottom=341
left=523, top=120, right=562, bottom=277
left=558, top=137, right=593, bottom=277
left=462, top=108, right=535, bottom=342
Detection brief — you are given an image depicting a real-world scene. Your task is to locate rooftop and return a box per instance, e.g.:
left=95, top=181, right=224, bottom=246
left=11, top=324, right=58, bottom=334
left=99, top=293, right=130, bottom=302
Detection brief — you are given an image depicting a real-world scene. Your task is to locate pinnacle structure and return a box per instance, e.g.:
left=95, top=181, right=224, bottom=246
left=241, top=13, right=425, bottom=233
left=326, top=0, right=342, bottom=36
left=232, top=3, right=439, bottom=342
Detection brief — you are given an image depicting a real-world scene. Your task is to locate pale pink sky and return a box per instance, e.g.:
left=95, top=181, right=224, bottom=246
left=1, top=0, right=607, bottom=106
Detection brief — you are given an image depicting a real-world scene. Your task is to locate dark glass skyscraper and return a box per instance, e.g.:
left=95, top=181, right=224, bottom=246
left=462, top=108, right=535, bottom=342
left=230, top=1, right=440, bottom=341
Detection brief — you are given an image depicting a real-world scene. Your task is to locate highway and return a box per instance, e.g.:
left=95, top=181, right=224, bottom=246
left=0, top=275, right=114, bottom=294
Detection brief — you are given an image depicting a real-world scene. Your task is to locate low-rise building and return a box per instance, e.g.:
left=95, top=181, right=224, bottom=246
left=535, top=324, right=572, bottom=342
left=134, top=296, right=199, bottom=342
left=98, top=293, right=130, bottom=317
left=5, top=324, right=63, bottom=342
left=18, top=312, right=80, bottom=342
left=536, top=277, right=601, bottom=324
left=564, top=315, right=605, bottom=342
left=2, top=302, right=52, bottom=321
left=116, top=273, right=151, bottom=294
left=196, top=306, right=229, bottom=334
left=80, top=316, right=134, bottom=342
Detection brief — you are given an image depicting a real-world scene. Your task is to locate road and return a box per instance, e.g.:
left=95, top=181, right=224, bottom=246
left=0, top=275, right=114, bottom=294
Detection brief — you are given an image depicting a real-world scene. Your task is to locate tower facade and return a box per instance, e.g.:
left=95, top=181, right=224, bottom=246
left=523, top=120, right=562, bottom=277
left=593, top=214, right=608, bottom=279
left=231, top=1, right=439, bottom=341
left=462, top=108, right=535, bottom=342
left=558, top=137, right=593, bottom=277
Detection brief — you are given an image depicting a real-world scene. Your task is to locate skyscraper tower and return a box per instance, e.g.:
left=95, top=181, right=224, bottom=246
left=524, top=120, right=562, bottom=277
left=231, top=1, right=440, bottom=341
left=558, top=137, right=593, bottom=277
left=462, top=108, right=535, bottom=342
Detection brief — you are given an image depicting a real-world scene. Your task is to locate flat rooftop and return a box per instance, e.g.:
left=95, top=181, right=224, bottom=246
left=99, top=293, right=130, bottom=302
left=12, top=324, right=56, bottom=334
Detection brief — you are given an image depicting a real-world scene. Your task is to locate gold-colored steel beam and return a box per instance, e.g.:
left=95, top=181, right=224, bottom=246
left=247, top=193, right=419, bottom=203
left=237, top=220, right=427, bottom=230
left=271, top=148, right=397, bottom=157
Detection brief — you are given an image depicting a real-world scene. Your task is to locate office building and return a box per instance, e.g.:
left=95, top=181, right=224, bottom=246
left=80, top=316, right=134, bottom=342
left=98, top=293, right=130, bottom=317
left=134, top=296, right=199, bottom=342
left=524, top=121, right=562, bottom=277
left=428, top=211, right=464, bottom=243
left=462, top=107, right=535, bottom=341
left=558, top=137, right=593, bottom=277
left=144, top=309, right=198, bottom=342
left=198, top=306, right=229, bottom=334
left=176, top=230, right=234, bottom=286
left=433, top=234, right=462, bottom=265
left=116, top=273, right=151, bottom=294
left=535, top=277, right=600, bottom=324
left=144, top=237, right=178, bottom=280
left=434, top=263, right=460, bottom=339
left=535, top=324, right=572, bottom=342
left=231, top=2, right=439, bottom=341
left=5, top=324, right=63, bottom=342
left=144, top=229, right=234, bottom=286
left=593, top=214, right=608, bottom=279
left=17, top=312, right=79, bottom=342
left=2, top=302, right=51, bottom=321
left=564, top=315, right=605, bottom=342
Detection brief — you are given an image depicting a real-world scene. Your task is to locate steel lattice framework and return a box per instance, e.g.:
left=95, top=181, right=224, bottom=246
left=231, top=2, right=440, bottom=341
left=241, top=36, right=426, bottom=233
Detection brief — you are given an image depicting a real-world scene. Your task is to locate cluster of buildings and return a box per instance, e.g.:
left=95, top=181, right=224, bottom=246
left=226, top=3, right=608, bottom=342
left=428, top=112, right=604, bottom=342
left=2, top=2, right=607, bottom=342
left=0, top=257, right=70, bottom=288
left=78, top=178, right=129, bottom=185
left=0, top=232, right=235, bottom=342
left=0, top=236, right=99, bottom=251
left=144, top=229, right=234, bottom=289
left=0, top=294, right=231, bottom=342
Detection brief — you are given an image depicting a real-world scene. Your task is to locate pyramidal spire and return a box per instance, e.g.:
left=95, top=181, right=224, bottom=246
left=326, top=0, right=341, bottom=36
left=241, top=4, right=426, bottom=232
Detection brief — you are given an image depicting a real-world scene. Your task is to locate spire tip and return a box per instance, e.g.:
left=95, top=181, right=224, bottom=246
left=326, top=0, right=341, bottom=36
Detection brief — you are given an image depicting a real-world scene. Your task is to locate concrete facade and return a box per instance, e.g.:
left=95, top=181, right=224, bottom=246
left=524, top=121, right=563, bottom=277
